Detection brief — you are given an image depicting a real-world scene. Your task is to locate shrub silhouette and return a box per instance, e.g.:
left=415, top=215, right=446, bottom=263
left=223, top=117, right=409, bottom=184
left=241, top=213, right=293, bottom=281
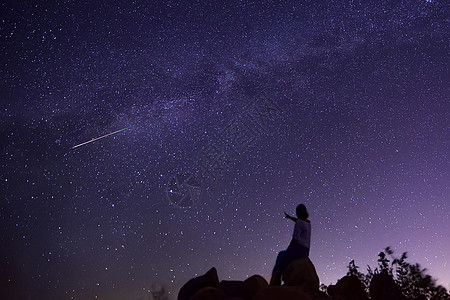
left=342, top=247, right=450, bottom=300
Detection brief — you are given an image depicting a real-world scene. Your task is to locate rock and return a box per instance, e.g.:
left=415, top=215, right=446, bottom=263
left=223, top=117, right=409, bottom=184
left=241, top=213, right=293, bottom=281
left=241, top=275, right=268, bottom=300
left=220, top=280, right=244, bottom=298
left=178, top=267, right=220, bottom=300
left=189, top=286, right=226, bottom=300
left=313, top=291, right=330, bottom=300
left=252, top=286, right=312, bottom=300
left=219, top=275, right=268, bottom=300
left=282, top=257, right=320, bottom=296
left=327, top=275, right=368, bottom=300
left=370, top=273, right=406, bottom=300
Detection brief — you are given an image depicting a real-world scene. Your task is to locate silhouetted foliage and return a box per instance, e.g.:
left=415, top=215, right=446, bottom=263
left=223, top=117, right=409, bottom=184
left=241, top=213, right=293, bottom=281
left=347, top=259, right=371, bottom=289
left=345, top=247, right=450, bottom=300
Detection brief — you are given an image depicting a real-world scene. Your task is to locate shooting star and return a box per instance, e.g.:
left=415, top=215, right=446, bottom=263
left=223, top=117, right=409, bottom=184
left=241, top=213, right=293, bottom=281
left=72, top=126, right=132, bottom=149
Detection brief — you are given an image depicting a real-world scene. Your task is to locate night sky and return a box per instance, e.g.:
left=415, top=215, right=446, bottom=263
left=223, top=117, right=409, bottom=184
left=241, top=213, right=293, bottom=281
left=1, top=0, right=449, bottom=299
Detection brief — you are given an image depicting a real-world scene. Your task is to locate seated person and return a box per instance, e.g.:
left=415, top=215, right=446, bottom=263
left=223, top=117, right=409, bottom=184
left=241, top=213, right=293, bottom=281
left=270, top=204, right=311, bottom=285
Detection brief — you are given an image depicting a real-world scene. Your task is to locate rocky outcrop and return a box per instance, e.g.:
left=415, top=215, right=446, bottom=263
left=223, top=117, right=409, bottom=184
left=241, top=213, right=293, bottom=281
left=177, top=258, right=324, bottom=300
left=177, top=255, right=448, bottom=300
left=327, top=275, right=369, bottom=300
left=282, top=256, right=320, bottom=297
left=190, top=286, right=226, bottom=300
left=252, top=286, right=311, bottom=300
left=178, top=267, right=221, bottom=300
left=217, top=275, right=268, bottom=300
left=178, top=259, right=419, bottom=300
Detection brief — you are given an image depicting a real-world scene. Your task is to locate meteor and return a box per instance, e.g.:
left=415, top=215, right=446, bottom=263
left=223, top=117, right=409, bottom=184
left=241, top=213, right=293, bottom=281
left=72, top=126, right=132, bottom=149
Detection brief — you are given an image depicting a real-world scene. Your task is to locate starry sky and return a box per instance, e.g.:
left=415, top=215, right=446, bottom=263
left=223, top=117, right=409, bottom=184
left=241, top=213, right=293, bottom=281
left=1, top=0, right=449, bottom=299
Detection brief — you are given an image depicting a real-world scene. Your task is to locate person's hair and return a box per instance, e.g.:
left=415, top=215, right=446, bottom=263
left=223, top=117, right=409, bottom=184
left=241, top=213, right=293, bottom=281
left=296, top=204, right=309, bottom=220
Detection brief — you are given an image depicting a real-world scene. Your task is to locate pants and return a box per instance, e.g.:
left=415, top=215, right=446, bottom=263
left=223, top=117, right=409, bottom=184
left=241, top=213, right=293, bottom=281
left=271, top=242, right=309, bottom=285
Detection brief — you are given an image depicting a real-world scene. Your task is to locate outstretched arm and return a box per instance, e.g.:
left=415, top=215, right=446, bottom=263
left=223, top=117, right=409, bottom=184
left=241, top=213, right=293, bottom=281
left=284, top=212, right=298, bottom=222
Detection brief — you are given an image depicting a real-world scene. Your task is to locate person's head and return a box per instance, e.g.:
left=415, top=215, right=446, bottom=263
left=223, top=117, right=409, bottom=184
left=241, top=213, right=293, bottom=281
left=296, top=204, right=309, bottom=220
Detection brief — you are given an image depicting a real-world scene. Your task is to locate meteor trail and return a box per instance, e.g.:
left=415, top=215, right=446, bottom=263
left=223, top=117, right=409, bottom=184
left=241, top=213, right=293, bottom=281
left=72, top=126, right=132, bottom=149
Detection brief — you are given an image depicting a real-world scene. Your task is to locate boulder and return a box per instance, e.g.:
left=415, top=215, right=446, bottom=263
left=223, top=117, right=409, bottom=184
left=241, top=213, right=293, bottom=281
left=219, top=275, right=268, bottom=300
left=327, top=275, right=368, bottom=300
left=282, top=257, right=320, bottom=296
left=177, top=267, right=220, bottom=300
left=189, top=286, right=225, bottom=300
left=220, top=280, right=244, bottom=298
left=313, top=291, right=330, bottom=300
left=252, top=286, right=312, bottom=300
left=241, top=275, right=268, bottom=300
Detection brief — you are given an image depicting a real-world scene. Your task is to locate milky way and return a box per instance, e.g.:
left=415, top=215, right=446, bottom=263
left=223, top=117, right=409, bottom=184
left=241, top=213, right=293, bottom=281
left=1, top=1, right=449, bottom=299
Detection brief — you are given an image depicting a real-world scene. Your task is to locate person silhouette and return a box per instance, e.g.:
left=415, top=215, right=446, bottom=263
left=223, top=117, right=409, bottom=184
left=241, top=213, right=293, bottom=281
left=270, top=204, right=311, bottom=285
